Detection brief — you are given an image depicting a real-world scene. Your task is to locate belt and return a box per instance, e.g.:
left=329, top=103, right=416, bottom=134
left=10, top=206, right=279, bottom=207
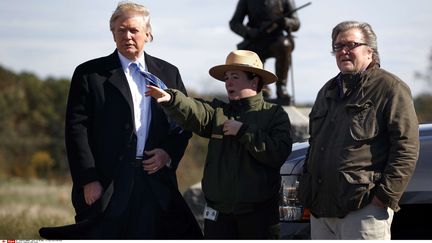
left=131, top=158, right=143, bottom=167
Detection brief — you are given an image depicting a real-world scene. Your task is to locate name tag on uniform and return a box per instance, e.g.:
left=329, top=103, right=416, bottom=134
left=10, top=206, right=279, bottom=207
left=203, top=204, right=219, bottom=221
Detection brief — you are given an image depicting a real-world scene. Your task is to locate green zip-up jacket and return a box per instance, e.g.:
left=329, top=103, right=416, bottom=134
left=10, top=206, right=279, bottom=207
left=300, top=65, right=419, bottom=217
left=161, top=90, right=293, bottom=214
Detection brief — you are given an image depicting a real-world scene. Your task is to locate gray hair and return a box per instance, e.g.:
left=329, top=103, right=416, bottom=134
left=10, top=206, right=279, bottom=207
left=331, top=21, right=380, bottom=64
left=109, top=1, right=153, bottom=41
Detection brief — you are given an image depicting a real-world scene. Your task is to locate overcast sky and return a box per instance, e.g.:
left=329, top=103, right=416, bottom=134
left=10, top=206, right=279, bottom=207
left=0, top=0, right=431, bottom=103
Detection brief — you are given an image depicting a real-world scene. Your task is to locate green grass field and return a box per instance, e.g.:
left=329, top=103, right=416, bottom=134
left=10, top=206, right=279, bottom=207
left=0, top=178, right=75, bottom=239
left=0, top=157, right=204, bottom=239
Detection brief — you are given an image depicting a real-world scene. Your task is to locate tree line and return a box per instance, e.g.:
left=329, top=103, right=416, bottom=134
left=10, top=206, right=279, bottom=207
left=0, top=65, right=69, bottom=179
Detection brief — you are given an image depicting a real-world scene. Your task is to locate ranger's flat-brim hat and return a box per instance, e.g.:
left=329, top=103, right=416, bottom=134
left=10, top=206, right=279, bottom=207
left=209, top=50, right=278, bottom=85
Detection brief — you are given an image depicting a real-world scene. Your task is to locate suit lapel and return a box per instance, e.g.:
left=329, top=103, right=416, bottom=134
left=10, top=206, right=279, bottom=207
left=145, top=52, right=164, bottom=79
left=106, top=51, right=135, bottom=122
left=104, top=52, right=168, bottom=150
left=145, top=53, right=167, bottom=149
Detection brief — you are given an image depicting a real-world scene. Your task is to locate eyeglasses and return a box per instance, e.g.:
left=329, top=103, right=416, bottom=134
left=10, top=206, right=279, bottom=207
left=332, top=42, right=368, bottom=52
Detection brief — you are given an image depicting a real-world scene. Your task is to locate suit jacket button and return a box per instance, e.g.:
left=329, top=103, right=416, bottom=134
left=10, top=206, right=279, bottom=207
left=124, top=123, right=131, bottom=130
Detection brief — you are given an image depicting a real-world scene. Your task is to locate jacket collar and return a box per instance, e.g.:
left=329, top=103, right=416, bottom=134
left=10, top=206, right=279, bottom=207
left=145, top=52, right=165, bottom=78
left=229, top=92, right=263, bottom=112
left=326, top=63, right=380, bottom=100
left=106, top=50, right=166, bottom=101
left=106, top=51, right=131, bottom=97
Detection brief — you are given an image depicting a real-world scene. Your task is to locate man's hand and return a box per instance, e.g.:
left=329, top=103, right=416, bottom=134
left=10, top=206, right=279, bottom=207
left=223, top=119, right=243, bottom=136
left=84, top=181, right=103, bottom=206
left=145, top=85, right=171, bottom=103
left=142, top=148, right=171, bottom=174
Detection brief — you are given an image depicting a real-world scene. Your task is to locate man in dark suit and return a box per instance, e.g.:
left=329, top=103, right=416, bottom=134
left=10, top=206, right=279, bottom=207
left=55, top=1, right=201, bottom=239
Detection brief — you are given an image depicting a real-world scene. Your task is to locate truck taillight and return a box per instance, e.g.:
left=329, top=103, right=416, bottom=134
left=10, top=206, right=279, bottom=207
left=279, top=176, right=308, bottom=222
left=302, top=207, right=310, bottom=220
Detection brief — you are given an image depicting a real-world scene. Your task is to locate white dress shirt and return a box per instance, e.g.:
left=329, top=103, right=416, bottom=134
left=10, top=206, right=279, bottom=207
left=117, top=52, right=151, bottom=158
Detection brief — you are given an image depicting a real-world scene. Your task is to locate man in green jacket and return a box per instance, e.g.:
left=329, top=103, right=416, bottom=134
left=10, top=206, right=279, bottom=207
left=298, top=21, right=419, bottom=239
left=146, top=50, right=293, bottom=239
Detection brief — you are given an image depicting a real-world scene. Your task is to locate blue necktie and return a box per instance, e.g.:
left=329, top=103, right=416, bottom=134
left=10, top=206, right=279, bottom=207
left=129, top=62, right=182, bottom=133
left=130, top=62, right=168, bottom=90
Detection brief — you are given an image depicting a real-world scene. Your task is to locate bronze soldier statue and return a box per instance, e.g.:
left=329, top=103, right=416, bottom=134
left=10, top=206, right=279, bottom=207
left=230, top=0, right=302, bottom=104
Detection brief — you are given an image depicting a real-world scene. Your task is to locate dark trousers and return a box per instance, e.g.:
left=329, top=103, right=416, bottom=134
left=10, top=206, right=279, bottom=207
left=40, top=163, right=202, bottom=239
left=87, top=168, right=162, bottom=239
left=86, top=166, right=203, bottom=239
left=204, top=202, right=280, bottom=239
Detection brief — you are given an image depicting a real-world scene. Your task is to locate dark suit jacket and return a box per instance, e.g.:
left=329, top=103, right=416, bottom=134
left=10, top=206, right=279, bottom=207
left=40, top=50, right=201, bottom=239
